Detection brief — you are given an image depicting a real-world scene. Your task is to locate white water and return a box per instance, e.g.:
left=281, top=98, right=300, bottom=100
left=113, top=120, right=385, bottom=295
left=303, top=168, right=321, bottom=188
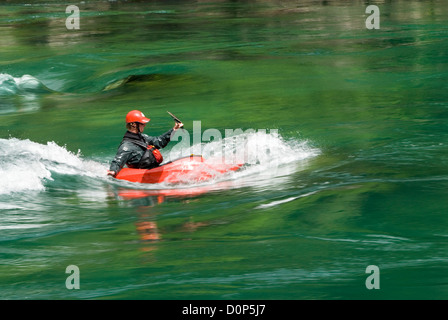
left=0, top=138, right=107, bottom=195
left=0, top=73, right=53, bottom=114
left=165, top=129, right=320, bottom=187
left=0, top=131, right=319, bottom=195
left=0, top=74, right=44, bottom=96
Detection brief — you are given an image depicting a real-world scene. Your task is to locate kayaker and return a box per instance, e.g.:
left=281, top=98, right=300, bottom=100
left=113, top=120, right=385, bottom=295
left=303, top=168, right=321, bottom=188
left=107, top=110, right=183, bottom=177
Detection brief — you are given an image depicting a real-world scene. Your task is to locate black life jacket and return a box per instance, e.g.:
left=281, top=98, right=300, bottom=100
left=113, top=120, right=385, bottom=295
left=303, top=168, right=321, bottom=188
left=123, top=138, right=163, bottom=169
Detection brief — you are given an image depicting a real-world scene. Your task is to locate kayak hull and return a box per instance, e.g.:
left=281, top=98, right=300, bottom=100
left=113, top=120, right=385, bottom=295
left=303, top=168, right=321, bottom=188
left=115, top=155, right=243, bottom=184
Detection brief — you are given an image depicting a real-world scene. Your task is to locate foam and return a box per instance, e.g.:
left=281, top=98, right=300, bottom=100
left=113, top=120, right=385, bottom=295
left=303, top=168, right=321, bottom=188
left=0, top=138, right=107, bottom=195
left=0, top=74, right=47, bottom=96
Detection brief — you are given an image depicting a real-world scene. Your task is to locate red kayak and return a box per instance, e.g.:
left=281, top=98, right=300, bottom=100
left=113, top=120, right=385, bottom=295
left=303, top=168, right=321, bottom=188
left=115, top=155, right=243, bottom=184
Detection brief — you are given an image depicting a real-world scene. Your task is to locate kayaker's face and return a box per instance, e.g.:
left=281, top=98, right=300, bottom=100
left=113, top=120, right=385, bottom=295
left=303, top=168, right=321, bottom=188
left=138, top=122, right=146, bottom=133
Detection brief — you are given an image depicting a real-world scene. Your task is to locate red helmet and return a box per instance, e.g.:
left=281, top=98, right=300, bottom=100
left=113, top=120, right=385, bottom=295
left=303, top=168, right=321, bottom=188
left=126, top=110, right=150, bottom=123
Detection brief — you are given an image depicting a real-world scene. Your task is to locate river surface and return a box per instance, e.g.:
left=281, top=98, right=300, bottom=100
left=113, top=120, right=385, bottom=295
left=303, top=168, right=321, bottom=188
left=1, top=0, right=448, bottom=300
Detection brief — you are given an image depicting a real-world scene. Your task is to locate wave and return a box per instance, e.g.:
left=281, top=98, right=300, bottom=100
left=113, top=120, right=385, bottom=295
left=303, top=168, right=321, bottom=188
left=102, top=72, right=189, bottom=91
left=0, top=138, right=106, bottom=195
left=0, top=64, right=189, bottom=100
left=0, top=73, right=56, bottom=114
left=0, top=74, right=53, bottom=96
left=3, top=61, right=189, bottom=93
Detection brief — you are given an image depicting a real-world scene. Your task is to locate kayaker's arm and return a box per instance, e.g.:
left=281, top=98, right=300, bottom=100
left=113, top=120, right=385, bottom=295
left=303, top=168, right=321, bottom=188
left=143, top=128, right=175, bottom=149
left=109, top=143, right=134, bottom=175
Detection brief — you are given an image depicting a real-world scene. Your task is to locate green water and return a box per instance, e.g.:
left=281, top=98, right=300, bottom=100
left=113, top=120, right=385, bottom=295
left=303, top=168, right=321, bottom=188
left=1, top=0, right=448, bottom=300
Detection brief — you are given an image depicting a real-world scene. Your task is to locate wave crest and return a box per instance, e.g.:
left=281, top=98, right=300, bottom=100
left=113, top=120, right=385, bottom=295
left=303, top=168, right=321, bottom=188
left=0, top=138, right=106, bottom=195
left=0, top=74, right=52, bottom=96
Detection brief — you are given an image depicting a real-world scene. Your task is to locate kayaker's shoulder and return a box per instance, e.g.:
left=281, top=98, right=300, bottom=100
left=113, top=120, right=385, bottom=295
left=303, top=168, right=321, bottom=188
left=140, top=133, right=152, bottom=142
left=119, top=139, right=140, bottom=152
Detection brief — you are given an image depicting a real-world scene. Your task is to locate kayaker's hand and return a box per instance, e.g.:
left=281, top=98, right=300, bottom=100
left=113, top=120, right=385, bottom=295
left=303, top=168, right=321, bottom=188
left=173, top=122, right=184, bottom=130
left=107, top=170, right=116, bottom=177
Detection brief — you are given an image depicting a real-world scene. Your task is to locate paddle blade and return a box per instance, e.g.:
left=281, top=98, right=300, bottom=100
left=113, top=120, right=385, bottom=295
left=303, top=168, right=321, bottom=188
left=167, top=111, right=182, bottom=123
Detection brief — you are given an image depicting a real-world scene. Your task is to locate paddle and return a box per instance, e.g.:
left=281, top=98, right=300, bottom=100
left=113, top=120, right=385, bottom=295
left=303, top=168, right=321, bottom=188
left=167, top=111, right=184, bottom=129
